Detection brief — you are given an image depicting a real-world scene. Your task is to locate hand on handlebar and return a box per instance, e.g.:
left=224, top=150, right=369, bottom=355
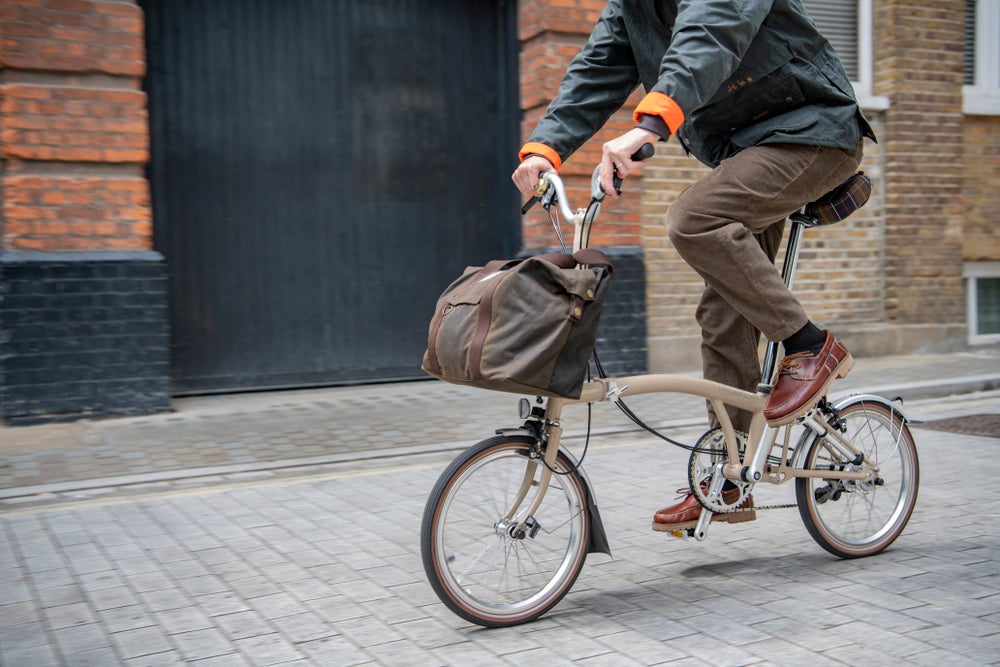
left=514, top=136, right=656, bottom=215
left=513, top=155, right=554, bottom=200
left=598, top=128, right=660, bottom=200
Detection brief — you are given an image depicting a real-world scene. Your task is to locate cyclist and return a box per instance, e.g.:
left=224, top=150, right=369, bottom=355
left=511, top=0, right=876, bottom=532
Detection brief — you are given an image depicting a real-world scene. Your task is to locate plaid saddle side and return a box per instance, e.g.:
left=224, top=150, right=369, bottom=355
left=805, top=171, right=872, bottom=225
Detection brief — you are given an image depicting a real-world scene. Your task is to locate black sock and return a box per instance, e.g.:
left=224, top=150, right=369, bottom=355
left=783, top=321, right=826, bottom=356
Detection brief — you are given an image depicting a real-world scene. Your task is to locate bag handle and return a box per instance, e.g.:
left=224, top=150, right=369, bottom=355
left=573, top=248, right=614, bottom=274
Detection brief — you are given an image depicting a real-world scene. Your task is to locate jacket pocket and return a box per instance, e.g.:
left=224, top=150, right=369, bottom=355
left=695, top=60, right=806, bottom=137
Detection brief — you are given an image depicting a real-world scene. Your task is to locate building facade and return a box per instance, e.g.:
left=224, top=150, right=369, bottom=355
left=519, top=0, right=999, bottom=369
left=1, top=0, right=997, bottom=422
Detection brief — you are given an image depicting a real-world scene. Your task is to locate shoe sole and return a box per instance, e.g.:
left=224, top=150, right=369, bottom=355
left=651, top=508, right=757, bottom=533
left=765, top=352, right=855, bottom=427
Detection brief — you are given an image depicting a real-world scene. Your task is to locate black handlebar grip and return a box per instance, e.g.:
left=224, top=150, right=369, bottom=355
left=611, top=144, right=655, bottom=195
left=630, top=143, right=655, bottom=161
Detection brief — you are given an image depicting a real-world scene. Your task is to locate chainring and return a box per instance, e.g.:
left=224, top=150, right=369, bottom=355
left=687, top=428, right=753, bottom=513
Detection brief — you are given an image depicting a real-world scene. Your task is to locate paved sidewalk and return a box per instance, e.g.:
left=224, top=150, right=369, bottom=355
left=1, top=392, right=999, bottom=666
left=2, top=346, right=1000, bottom=501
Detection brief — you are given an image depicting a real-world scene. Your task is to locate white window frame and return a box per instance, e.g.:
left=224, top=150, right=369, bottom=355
left=964, top=262, right=1000, bottom=344
left=964, top=0, right=1000, bottom=115
left=804, top=0, right=888, bottom=110
left=854, top=0, right=890, bottom=111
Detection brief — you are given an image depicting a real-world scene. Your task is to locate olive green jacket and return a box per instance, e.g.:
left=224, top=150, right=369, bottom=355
left=525, top=0, right=875, bottom=168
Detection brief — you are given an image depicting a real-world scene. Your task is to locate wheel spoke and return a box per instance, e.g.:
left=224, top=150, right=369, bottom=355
left=796, top=400, right=918, bottom=558
left=421, top=437, right=589, bottom=626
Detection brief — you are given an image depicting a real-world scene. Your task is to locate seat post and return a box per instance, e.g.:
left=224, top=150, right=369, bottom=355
left=760, top=212, right=811, bottom=386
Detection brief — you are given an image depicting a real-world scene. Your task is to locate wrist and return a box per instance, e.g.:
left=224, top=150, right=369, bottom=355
left=518, top=142, right=562, bottom=170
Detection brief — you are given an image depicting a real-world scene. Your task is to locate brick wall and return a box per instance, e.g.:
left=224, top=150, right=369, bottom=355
left=962, top=116, right=1000, bottom=261
left=0, top=0, right=170, bottom=422
left=874, top=0, right=966, bottom=327
left=517, top=0, right=973, bottom=371
left=517, top=0, right=642, bottom=251
left=517, top=0, right=648, bottom=372
left=0, top=1, right=150, bottom=252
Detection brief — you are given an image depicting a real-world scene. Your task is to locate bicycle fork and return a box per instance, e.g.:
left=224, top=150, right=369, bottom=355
left=498, top=399, right=612, bottom=556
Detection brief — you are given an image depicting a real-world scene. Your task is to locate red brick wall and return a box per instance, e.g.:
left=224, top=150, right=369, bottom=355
left=0, top=0, right=150, bottom=252
left=516, top=0, right=642, bottom=250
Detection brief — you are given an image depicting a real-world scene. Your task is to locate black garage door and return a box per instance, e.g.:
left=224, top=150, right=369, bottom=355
left=141, top=0, right=520, bottom=393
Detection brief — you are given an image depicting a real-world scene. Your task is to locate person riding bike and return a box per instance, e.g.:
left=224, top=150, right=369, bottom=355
left=511, top=0, right=877, bottom=532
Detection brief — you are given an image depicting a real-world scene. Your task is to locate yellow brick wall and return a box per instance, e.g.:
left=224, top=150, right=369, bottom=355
left=963, top=116, right=1000, bottom=262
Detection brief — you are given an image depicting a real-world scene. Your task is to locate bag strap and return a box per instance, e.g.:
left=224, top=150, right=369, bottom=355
left=425, top=260, right=520, bottom=375
left=468, top=265, right=514, bottom=380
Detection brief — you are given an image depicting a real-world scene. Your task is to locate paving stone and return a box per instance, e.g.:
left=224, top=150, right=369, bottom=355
left=51, top=622, right=113, bottom=657
left=170, top=627, right=234, bottom=662
left=268, top=611, right=336, bottom=643
left=212, top=610, right=275, bottom=641
left=44, top=601, right=97, bottom=630
left=98, top=605, right=157, bottom=634
left=186, top=652, right=251, bottom=667
left=110, top=625, right=175, bottom=659
left=246, top=591, right=308, bottom=621
left=139, top=588, right=192, bottom=613
left=156, top=606, right=214, bottom=635
left=232, top=632, right=305, bottom=666
left=192, top=591, right=251, bottom=617
left=124, top=650, right=183, bottom=666
left=1, top=642, right=60, bottom=666
left=296, top=635, right=371, bottom=665
left=59, top=645, right=121, bottom=666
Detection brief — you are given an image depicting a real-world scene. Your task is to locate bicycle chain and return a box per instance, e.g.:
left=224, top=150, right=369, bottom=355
left=717, top=502, right=797, bottom=514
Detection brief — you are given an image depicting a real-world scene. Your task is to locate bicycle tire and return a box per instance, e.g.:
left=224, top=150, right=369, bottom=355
left=796, top=398, right=919, bottom=558
left=420, top=435, right=589, bottom=627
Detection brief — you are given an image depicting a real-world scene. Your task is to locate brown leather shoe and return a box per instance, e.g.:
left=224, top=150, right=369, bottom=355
left=652, top=486, right=755, bottom=532
left=763, top=331, right=854, bottom=426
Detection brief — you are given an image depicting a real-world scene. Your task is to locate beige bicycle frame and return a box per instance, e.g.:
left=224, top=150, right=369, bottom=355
left=504, top=178, right=878, bottom=528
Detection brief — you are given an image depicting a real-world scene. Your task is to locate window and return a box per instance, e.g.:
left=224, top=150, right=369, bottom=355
left=965, top=0, right=1000, bottom=114
left=803, top=0, right=888, bottom=110
left=965, top=263, right=1000, bottom=343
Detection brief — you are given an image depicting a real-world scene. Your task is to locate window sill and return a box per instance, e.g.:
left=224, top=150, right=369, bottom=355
left=964, top=89, right=1000, bottom=116
left=859, top=94, right=890, bottom=112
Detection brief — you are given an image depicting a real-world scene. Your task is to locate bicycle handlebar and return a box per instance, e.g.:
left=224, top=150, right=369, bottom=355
left=521, top=143, right=655, bottom=216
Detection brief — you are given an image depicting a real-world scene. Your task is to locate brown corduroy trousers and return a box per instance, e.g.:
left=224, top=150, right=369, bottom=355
left=666, top=141, right=865, bottom=432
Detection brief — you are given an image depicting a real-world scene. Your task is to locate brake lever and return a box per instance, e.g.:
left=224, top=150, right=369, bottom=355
left=521, top=175, right=554, bottom=215
left=591, top=143, right=656, bottom=201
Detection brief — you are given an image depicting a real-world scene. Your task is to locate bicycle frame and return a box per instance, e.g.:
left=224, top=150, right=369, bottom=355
left=423, top=166, right=917, bottom=628
left=503, top=171, right=890, bottom=541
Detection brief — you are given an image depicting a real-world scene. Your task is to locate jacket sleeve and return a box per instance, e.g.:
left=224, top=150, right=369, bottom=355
left=521, top=0, right=640, bottom=168
left=634, top=0, right=773, bottom=135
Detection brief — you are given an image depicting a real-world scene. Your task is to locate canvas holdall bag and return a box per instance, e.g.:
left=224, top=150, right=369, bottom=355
left=421, top=248, right=613, bottom=399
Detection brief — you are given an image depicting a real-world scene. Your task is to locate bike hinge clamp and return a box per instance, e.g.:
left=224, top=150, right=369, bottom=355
left=742, top=424, right=779, bottom=483
left=604, top=382, right=630, bottom=401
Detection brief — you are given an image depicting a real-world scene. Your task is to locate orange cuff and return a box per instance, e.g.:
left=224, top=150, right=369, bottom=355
left=633, top=92, right=685, bottom=136
left=518, top=142, right=562, bottom=170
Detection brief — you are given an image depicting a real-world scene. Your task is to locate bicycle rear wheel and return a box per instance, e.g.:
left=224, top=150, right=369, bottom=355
left=420, top=435, right=589, bottom=627
left=796, top=398, right=919, bottom=558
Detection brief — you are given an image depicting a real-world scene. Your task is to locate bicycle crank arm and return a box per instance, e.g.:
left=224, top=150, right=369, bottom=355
left=692, top=507, right=714, bottom=541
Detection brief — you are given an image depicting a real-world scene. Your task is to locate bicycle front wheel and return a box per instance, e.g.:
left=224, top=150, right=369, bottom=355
left=796, top=398, right=919, bottom=558
left=420, top=435, right=590, bottom=627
